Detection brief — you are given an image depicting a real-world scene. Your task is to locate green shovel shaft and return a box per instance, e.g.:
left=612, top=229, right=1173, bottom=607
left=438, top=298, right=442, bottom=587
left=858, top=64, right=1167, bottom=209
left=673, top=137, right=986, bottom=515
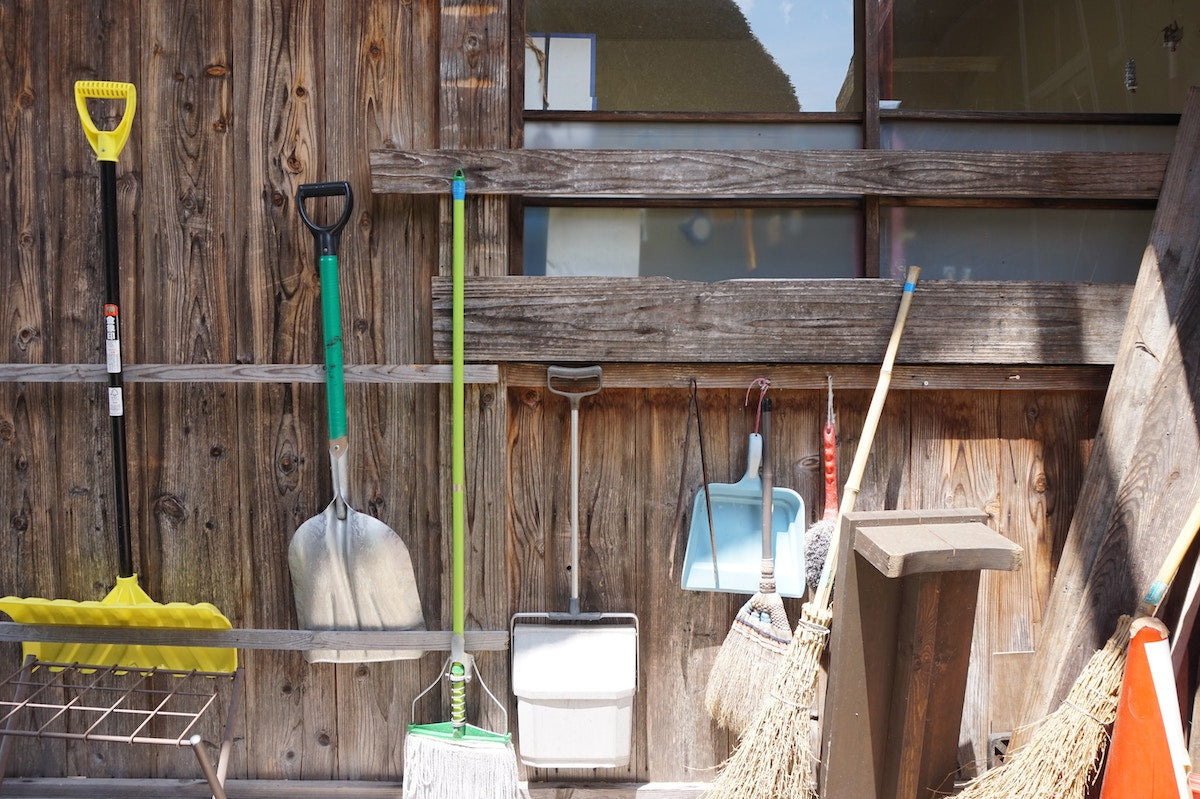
left=317, top=253, right=348, bottom=441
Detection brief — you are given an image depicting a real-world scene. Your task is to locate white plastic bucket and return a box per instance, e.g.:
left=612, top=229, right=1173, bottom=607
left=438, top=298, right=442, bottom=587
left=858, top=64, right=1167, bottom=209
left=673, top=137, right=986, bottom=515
left=511, top=622, right=637, bottom=768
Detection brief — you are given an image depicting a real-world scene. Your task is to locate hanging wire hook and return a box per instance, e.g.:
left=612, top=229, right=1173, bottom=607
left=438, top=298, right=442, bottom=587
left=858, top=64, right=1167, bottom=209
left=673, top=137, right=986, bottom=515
left=827, top=374, right=835, bottom=426
left=745, top=376, right=771, bottom=433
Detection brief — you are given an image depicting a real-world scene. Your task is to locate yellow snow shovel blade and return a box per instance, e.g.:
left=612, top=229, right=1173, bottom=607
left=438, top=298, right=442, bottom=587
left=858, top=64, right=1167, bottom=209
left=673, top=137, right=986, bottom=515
left=0, top=576, right=236, bottom=673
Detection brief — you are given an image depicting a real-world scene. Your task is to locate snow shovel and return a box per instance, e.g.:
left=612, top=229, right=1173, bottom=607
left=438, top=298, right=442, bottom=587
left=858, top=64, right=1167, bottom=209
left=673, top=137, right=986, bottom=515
left=0, top=81, right=235, bottom=673
left=288, top=181, right=424, bottom=664
left=510, top=366, right=639, bottom=768
left=680, top=410, right=806, bottom=598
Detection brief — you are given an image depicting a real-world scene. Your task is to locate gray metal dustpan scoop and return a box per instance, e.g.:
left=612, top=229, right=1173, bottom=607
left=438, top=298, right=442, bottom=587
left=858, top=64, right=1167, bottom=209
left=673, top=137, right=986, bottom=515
left=681, top=433, right=807, bottom=597
left=288, top=181, right=425, bottom=663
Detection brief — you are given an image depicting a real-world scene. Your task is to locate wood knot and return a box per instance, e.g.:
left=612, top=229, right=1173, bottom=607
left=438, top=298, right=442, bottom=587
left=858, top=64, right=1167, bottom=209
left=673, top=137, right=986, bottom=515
left=205, top=64, right=230, bottom=77
left=15, top=326, right=40, bottom=351
left=154, top=493, right=187, bottom=522
left=316, top=731, right=332, bottom=747
left=17, top=89, right=34, bottom=108
left=0, top=419, right=13, bottom=441
left=10, top=511, right=28, bottom=533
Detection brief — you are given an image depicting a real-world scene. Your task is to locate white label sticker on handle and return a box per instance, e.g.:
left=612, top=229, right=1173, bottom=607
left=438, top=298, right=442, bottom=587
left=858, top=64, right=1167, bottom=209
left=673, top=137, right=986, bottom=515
left=106, top=339, right=121, bottom=373
left=108, top=386, right=124, bottom=417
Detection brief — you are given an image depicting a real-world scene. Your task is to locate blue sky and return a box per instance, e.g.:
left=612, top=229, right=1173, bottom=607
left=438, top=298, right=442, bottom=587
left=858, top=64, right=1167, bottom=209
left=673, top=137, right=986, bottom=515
left=734, top=0, right=855, bottom=111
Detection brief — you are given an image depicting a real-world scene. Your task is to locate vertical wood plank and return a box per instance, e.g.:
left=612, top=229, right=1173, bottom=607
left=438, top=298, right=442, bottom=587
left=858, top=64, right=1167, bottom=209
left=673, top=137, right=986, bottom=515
left=134, top=1, right=243, bottom=779
left=320, top=0, right=441, bottom=779
left=909, top=390, right=1000, bottom=777
left=230, top=0, right=334, bottom=781
left=990, top=392, right=1099, bottom=734
left=643, top=386, right=731, bottom=781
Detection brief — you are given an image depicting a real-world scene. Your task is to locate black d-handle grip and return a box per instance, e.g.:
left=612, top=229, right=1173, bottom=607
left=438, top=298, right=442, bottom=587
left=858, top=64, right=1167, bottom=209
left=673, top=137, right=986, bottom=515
left=297, top=181, right=354, bottom=256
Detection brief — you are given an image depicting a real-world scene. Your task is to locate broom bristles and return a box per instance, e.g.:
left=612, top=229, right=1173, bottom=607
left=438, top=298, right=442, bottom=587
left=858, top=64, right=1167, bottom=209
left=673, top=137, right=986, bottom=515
left=705, top=589, right=792, bottom=735
left=402, top=732, right=521, bottom=799
left=955, top=615, right=1132, bottom=799
left=704, top=601, right=832, bottom=799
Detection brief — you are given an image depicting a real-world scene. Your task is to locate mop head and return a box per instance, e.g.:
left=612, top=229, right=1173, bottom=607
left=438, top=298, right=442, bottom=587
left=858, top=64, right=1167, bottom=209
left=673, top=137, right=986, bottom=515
left=402, top=730, right=521, bottom=799
left=803, top=518, right=834, bottom=593
left=704, top=601, right=833, bottom=799
left=955, top=615, right=1132, bottom=799
left=705, top=587, right=793, bottom=735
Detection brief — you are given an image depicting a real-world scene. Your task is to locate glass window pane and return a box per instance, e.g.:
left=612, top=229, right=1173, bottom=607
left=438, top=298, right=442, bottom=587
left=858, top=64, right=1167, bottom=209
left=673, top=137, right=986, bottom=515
left=882, top=121, right=1177, bottom=152
left=526, top=121, right=862, bottom=150
left=886, top=0, right=1199, bottom=112
left=526, top=1, right=856, bottom=112
left=881, top=207, right=1153, bottom=282
left=524, top=207, right=860, bottom=279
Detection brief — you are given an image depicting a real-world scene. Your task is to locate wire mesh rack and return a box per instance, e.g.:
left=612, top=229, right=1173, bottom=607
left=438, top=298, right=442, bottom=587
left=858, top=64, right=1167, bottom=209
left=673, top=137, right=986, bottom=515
left=0, top=656, right=243, bottom=799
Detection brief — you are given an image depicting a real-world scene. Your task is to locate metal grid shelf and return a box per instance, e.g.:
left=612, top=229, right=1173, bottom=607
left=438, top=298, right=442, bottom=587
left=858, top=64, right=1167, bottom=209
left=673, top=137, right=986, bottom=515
left=0, top=657, right=243, bottom=799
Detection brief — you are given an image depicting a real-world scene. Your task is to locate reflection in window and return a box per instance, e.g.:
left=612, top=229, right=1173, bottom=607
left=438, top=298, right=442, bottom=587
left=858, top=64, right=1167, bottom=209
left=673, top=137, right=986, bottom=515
left=881, top=207, right=1153, bottom=281
left=526, top=0, right=855, bottom=112
left=524, top=207, right=859, bottom=279
left=886, top=0, right=1197, bottom=113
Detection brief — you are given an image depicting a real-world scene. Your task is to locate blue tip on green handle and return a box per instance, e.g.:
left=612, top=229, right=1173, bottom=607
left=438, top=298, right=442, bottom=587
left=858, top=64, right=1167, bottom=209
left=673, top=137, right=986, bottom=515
left=318, top=254, right=347, bottom=440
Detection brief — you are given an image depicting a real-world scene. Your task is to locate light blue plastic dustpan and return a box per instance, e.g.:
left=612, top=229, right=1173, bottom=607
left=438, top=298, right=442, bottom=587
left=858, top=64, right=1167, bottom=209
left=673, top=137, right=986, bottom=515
left=681, top=433, right=806, bottom=597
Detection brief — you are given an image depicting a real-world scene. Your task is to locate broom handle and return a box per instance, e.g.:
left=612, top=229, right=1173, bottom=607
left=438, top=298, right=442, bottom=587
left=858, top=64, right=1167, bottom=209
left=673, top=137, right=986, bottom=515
left=760, top=398, right=774, bottom=578
left=451, top=169, right=466, bottom=642
left=1137, top=495, right=1200, bottom=617
left=813, top=266, right=920, bottom=610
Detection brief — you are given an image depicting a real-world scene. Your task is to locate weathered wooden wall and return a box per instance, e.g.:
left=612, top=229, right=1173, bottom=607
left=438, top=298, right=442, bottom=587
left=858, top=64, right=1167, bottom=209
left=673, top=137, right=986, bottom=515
left=0, top=0, right=1123, bottom=791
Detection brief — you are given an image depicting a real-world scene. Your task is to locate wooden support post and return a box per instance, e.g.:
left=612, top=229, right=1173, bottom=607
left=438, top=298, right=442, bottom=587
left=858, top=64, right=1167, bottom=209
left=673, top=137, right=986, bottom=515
left=821, top=509, right=1023, bottom=799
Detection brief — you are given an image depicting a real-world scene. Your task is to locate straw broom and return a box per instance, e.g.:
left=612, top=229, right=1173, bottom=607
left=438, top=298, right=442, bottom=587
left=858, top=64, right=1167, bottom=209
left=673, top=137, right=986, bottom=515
left=705, top=390, right=793, bottom=735
left=954, top=494, right=1200, bottom=799
left=703, top=266, right=919, bottom=799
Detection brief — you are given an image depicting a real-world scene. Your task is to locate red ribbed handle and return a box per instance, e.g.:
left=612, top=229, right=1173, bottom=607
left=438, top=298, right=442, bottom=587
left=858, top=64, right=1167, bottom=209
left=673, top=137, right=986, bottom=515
left=822, top=421, right=838, bottom=521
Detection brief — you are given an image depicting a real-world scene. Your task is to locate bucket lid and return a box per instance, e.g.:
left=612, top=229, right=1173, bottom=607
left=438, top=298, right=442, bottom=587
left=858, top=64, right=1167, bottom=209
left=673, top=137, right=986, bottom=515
left=511, top=623, right=637, bottom=700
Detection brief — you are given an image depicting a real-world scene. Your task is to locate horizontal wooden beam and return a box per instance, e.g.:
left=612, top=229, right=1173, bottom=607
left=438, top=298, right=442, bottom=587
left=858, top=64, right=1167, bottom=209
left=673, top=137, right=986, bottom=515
left=0, top=622, right=508, bottom=652
left=432, top=277, right=1131, bottom=366
left=371, top=148, right=1167, bottom=200
left=503, top=362, right=1112, bottom=391
left=0, top=363, right=498, bottom=385
left=0, top=770, right=789, bottom=798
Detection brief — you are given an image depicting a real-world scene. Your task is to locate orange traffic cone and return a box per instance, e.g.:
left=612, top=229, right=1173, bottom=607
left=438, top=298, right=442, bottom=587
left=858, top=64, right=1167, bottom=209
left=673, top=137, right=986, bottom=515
left=1099, top=616, right=1191, bottom=799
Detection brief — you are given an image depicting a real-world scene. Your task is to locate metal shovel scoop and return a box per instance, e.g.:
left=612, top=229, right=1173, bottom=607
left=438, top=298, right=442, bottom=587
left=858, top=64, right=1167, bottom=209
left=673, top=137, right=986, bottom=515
left=288, top=181, right=425, bottom=663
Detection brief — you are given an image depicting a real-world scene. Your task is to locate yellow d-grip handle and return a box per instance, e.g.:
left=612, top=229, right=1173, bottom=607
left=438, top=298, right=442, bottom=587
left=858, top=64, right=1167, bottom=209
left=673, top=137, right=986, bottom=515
left=74, top=80, right=136, bottom=162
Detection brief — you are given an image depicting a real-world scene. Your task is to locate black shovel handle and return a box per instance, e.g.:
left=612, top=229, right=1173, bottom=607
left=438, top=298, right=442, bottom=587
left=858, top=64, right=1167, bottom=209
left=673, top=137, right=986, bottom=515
left=296, top=181, right=354, bottom=257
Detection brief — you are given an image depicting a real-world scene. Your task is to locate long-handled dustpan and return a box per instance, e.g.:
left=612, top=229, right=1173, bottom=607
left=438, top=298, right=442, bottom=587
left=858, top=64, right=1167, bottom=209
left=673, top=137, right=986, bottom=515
left=510, top=366, right=639, bottom=769
left=0, top=81, right=235, bottom=673
left=287, top=181, right=424, bottom=664
left=402, top=169, right=518, bottom=799
left=681, top=392, right=805, bottom=597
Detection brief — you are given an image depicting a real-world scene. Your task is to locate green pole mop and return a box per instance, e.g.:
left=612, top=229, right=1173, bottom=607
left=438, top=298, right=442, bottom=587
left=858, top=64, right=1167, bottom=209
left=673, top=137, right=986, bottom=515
left=402, top=170, right=519, bottom=799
